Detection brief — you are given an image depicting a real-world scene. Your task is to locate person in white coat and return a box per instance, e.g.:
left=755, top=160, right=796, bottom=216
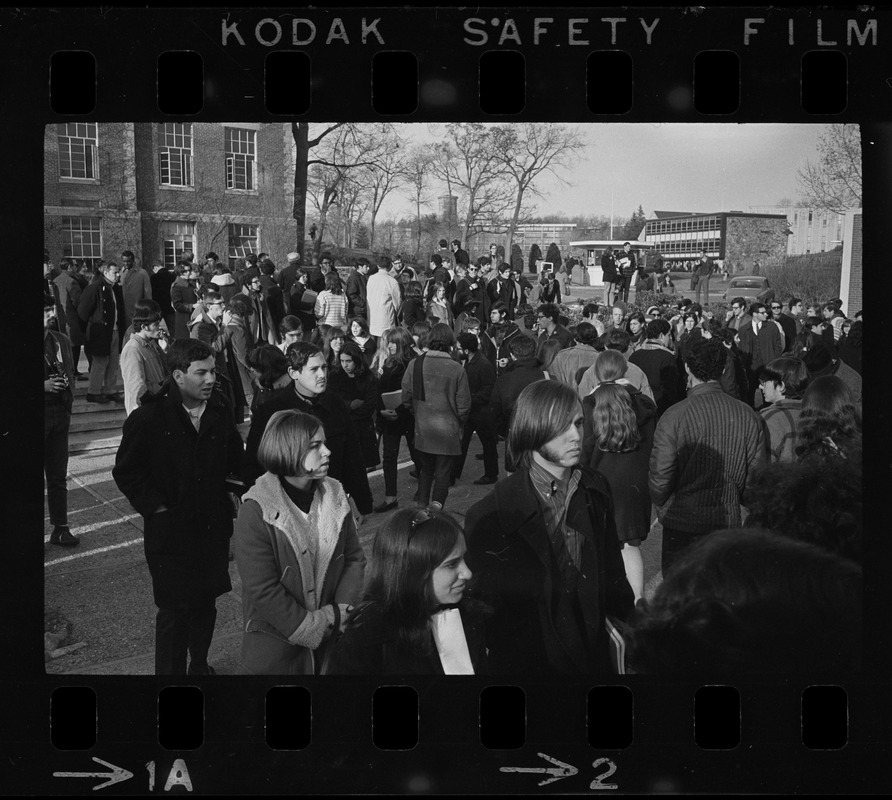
left=365, top=257, right=402, bottom=338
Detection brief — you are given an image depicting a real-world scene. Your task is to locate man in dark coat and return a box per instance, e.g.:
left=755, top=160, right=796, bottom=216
left=54, top=257, right=84, bottom=374
left=489, top=334, right=546, bottom=442
left=277, top=252, right=302, bottom=315
left=150, top=262, right=177, bottom=338
left=600, top=247, right=618, bottom=305
left=345, top=258, right=370, bottom=322
left=78, top=261, right=126, bottom=404
left=485, top=262, right=519, bottom=320
left=465, top=379, right=634, bottom=675
left=44, top=293, right=78, bottom=546
left=258, top=259, right=286, bottom=333
left=453, top=262, right=487, bottom=328
left=450, top=238, right=470, bottom=269
left=308, top=252, right=338, bottom=294
left=242, top=342, right=374, bottom=517
left=453, top=333, right=499, bottom=484
left=771, top=298, right=797, bottom=353
left=113, top=339, right=245, bottom=675
left=536, top=303, right=575, bottom=350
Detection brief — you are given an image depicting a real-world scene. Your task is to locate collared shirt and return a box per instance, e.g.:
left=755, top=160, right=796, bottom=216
left=183, top=401, right=207, bottom=432
left=528, top=460, right=583, bottom=569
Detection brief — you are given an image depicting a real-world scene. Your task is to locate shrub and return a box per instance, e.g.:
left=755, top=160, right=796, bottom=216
left=764, top=249, right=843, bottom=305
left=528, top=243, right=542, bottom=272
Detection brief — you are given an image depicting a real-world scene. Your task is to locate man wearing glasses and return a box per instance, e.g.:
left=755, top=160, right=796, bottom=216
left=453, top=262, right=485, bottom=327
left=774, top=298, right=799, bottom=353
left=741, top=303, right=783, bottom=406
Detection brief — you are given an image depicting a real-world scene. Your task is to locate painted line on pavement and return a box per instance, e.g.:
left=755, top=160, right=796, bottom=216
left=44, top=513, right=140, bottom=543
left=365, top=459, right=414, bottom=479
left=45, top=537, right=142, bottom=568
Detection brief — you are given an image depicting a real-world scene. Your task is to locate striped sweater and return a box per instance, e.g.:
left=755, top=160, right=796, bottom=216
left=649, top=382, right=768, bottom=534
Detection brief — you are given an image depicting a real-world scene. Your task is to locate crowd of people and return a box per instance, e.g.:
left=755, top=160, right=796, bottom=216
left=43, top=242, right=862, bottom=678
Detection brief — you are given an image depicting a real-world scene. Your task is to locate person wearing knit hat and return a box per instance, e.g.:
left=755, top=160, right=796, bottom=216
left=799, top=338, right=862, bottom=405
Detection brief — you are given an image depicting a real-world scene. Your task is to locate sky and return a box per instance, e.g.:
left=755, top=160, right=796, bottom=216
left=376, top=123, right=827, bottom=223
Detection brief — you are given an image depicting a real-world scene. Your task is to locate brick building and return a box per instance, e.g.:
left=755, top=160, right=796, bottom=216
left=643, top=210, right=788, bottom=272
left=44, top=122, right=295, bottom=269
left=839, top=209, right=862, bottom=315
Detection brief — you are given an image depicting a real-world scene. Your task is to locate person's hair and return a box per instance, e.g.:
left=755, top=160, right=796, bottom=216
left=174, top=262, right=193, bottom=276
left=646, top=318, right=671, bottom=339
left=508, top=333, right=536, bottom=359
left=324, top=271, right=342, bottom=294
left=823, top=300, right=840, bottom=314
left=286, top=341, right=323, bottom=372
left=594, top=348, right=628, bottom=382
left=626, top=528, right=862, bottom=675
left=359, top=507, right=466, bottom=654
left=508, top=379, right=581, bottom=471
left=489, top=300, right=508, bottom=318
left=730, top=296, right=746, bottom=309
left=430, top=281, right=448, bottom=299
left=758, top=357, right=811, bottom=399
left=377, top=255, right=392, bottom=272
left=604, top=328, right=632, bottom=353
left=356, top=257, right=370, bottom=268
left=537, top=338, right=563, bottom=371
left=242, top=268, right=262, bottom=288
left=844, top=319, right=862, bottom=348
left=227, top=294, right=253, bottom=318
left=205, top=251, right=219, bottom=262
left=497, top=261, right=512, bottom=275
left=322, top=326, right=346, bottom=364
left=626, top=310, right=646, bottom=327
left=438, top=238, right=448, bottom=248
left=451, top=238, right=461, bottom=247
left=685, top=338, right=726, bottom=382
left=59, top=257, right=75, bottom=271
left=279, top=315, right=303, bottom=338
left=749, top=302, right=767, bottom=316
left=310, top=323, right=330, bottom=349
left=404, top=280, right=423, bottom=300
left=260, top=259, right=275, bottom=276
left=348, top=316, right=370, bottom=338
left=383, top=326, right=416, bottom=367
left=590, top=382, right=640, bottom=452
left=256, top=409, right=323, bottom=477
left=426, top=322, right=456, bottom=353
left=247, top=344, right=289, bottom=389
left=795, top=375, right=862, bottom=462
left=574, top=321, right=598, bottom=346
left=457, top=332, right=479, bottom=353
left=788, top=297, right=802, bottom=310
left=166, top=338, right=213, bottom=375
left=411, top=321, right=431, bottom=349
left=101, top=260, right=118, bottom=272
left=582, top=302, right=600, bottom=319
left=131, top=299, right=163, bottom=331
left=460, top=315, right=481, bottom=333
left=121, top=249, right=135, bottom=260
left=244, top=253, right=258, bottom=267
left=430, top=253, right=442, bottom=268
left=338, top=340, right=369, bottom=378
left=320, top=251, right=334, bottom=264
left=746, top=461, right=861, bottom=563
left=538, top=303, right=559, bottom=324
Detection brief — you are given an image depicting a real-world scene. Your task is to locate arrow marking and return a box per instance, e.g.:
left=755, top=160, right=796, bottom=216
left=53, top=757, right=134, bottom=791
left=501, top=752, right=579, bottom=787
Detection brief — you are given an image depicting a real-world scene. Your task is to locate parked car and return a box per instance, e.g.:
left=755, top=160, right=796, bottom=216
left=722, top=275, right=775, bottom=304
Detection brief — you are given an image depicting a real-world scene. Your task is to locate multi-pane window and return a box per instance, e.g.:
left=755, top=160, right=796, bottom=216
left=225, top=127, right=256, bottom=191
left=159, top=123, right=193, bottom=187
left=228, top=223, right=258, bottom=258
left=62, top=217, right=102, bottom=268
left=160, top=221, right=196, bottom=268
left=57, top=123, right=98, bottom=180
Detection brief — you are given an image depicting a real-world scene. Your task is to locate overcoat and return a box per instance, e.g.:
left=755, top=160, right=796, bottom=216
left=77, top=275, right=126, bottom=357
left=112, top=381, right=244, bottom=607
left=464, top=467, right=634, bottom=675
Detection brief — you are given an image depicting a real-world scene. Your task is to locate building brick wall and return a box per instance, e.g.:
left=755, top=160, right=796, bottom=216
left=840, top=211, right=862, bottom=315
left=724, top=216, right=788, bottom=274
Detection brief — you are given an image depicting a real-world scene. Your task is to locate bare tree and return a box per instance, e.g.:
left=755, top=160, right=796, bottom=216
left=402, top=145, right=435, bottom=259
left=493, top=123, right=585, bottom=260
left=359, top=125, right=405, bottom=248
left=431, top=123, right=514, bottom=249
left=797, top=124, right=862, bottom=214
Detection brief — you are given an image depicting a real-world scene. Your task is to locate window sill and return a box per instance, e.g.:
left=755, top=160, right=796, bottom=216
left=59, top=177, right=100, bottom=185
left=159, top=184, right=196, bottom=192
left=225, top=188, right=259, bottom=196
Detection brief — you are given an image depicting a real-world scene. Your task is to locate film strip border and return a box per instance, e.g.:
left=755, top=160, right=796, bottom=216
left=9, top=7, right=888, bottom=122
left=7, top=680, right=887, bottom=793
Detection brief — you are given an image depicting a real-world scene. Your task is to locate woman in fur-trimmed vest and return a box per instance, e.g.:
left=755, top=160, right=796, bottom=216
left=234, top=409, right=366, bottom=675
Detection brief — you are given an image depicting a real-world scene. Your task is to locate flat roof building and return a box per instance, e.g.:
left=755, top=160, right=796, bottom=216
left=643, top=210, right=788, bottom=272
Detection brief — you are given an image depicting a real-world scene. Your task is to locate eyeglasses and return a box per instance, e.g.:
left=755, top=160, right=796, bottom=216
left=770, top=305, right=781, bottom=310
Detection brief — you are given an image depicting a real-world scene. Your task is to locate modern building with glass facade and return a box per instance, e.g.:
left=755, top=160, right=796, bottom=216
left=643, top=210, right=788, bottom=272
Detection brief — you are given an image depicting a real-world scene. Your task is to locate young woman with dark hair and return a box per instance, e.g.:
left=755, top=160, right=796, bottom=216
left=329, top=341, right=380, bottom=471
left=581, top=381, right=657, bottom=602
left=246, top=344, right=292, bottom=414
left=374, top=327, right=421, bottom=512
left=398, top=280, right=426, bottom=328
left=347, top=316, right=376, bottom=367
left=321, top=325, right=346, bottom=374
left=625, top=311, right=647, bottom=351
left=324, top=506, right=486, bottom=674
